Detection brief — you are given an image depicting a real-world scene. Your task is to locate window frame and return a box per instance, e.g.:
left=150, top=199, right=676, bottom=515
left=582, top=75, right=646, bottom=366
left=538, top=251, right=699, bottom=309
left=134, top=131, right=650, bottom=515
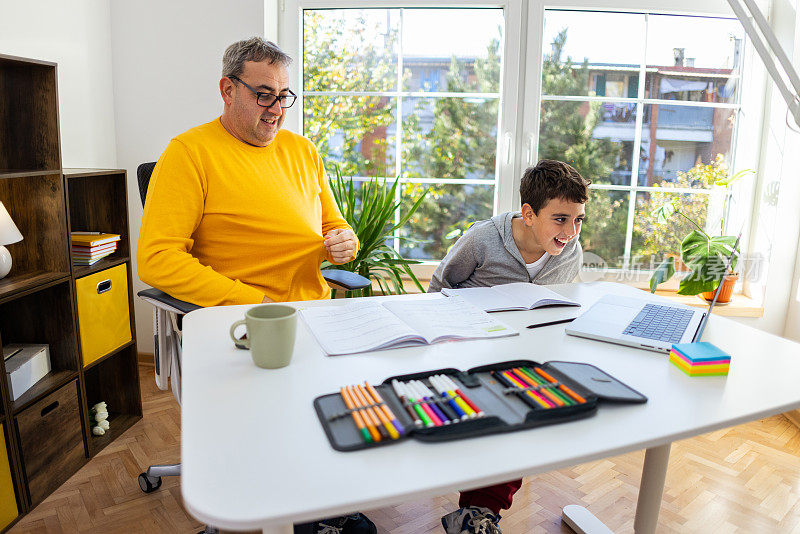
left=279, top=0, right=766, bottom=284
left=281, top=0, right=524, bottom=274
left=524, top=0, right=765, bottom=289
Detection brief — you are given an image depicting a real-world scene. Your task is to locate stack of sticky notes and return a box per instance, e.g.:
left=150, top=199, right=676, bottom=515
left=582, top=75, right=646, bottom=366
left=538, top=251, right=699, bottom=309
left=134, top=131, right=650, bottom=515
left=670, top=342, right=731, bottom=376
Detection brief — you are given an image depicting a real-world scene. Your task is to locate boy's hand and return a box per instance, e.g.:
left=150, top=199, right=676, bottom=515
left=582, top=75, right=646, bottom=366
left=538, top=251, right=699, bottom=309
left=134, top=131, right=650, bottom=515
left=324, top=229, right=357, bottom=264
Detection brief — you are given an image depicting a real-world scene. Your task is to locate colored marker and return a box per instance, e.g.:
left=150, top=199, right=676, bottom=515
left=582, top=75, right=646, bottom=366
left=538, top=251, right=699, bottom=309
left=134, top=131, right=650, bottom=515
left=510, top=368, right=564, bottom=407
left=440, top=379, right=475, bottom=418
left=501, top=370, right=553, bottom=408
left=392, top=380, right=423, bottom=427
left=364, top=382, right=405, bottom=436
left=533, top=367, right=586, bottom=404
left=518, top=367, right=573, bottom=406
left=420, top=380, right=459, bottom=423
left=400, top=381, right=434, bottom=428
left=350, top=385, right=388, bottom=440
left=412, top=380, right=451, bottom=425
left=441, top=375, right=484, bottom=417
left=339, top=387, right=372, bottom=443
left=492, top=371, right=543, bottom=410
left=409, top=381, right=444, bottom=426
left=434, top=375, right=476, bottom=418
left=341, top=386, right=379, bottom=442
left=356, top=384, right=399, bottom=440
left=429, top=376, right=468, bottom=420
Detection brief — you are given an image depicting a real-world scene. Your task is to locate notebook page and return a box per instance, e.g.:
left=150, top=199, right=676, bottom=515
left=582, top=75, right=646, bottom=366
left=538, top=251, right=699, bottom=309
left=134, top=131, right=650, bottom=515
left=440, top=286, right=520, bottom=311
left=382, top=296, right=517, bottom=343
left=492, top=282, right=579, bottom=308
left=300, top=301, right=423, bottom=355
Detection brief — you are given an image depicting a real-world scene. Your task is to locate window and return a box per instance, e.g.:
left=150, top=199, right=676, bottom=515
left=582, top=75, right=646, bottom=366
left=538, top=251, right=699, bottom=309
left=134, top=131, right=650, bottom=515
left=538, top=10, right=745, bottom=270
left=301, top=7, right=506, bottom=260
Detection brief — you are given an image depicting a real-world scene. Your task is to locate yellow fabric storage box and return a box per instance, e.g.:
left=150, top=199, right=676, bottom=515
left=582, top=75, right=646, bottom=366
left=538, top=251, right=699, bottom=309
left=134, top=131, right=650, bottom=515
left=76, top=264, right=132, bottom=366
left=0, top=423, right=18, bottom=530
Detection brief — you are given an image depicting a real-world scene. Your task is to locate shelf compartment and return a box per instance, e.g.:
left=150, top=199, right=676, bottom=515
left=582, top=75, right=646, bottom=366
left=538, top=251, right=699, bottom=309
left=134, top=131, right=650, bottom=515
left=0, top=279, right=79, bottom=410
left=66, top=170, right=130, bottom=261
left=0, top=271, right=69, bottom=302
left=81, top=339, right=135, bottom=372
left=10, top=370, right=76, bottom=414
left=0, top=55, right=61, bottom=173
left=72, top=256, right=129, bottom=280
left=84, top=345, right=142, bottom=456
left=0, top=174, right=70, bottom=281
left=14, top=380, right=85, bottom=506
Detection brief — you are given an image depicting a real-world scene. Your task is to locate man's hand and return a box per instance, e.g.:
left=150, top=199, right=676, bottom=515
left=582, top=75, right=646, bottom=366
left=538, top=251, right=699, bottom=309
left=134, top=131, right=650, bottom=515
left=324, top=228, right=357, bottom=264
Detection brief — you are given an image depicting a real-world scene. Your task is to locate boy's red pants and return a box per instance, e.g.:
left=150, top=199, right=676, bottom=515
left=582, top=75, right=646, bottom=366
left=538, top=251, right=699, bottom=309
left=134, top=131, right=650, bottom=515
left=458, top=479, right=523, bottom=515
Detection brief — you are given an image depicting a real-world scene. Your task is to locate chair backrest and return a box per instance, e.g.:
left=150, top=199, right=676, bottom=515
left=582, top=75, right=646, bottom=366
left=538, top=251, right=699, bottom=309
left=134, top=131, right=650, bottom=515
left=137, top=162, right=157, bottom=207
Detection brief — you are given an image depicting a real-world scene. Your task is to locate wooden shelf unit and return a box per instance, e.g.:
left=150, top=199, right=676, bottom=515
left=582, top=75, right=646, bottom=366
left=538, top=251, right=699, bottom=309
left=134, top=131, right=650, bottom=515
left=0, top=54, right=141, bottom=531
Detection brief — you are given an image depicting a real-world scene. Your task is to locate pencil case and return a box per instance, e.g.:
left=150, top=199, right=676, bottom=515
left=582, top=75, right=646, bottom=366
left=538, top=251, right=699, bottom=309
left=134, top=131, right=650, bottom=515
left=314, top=359, right=647, bottom=452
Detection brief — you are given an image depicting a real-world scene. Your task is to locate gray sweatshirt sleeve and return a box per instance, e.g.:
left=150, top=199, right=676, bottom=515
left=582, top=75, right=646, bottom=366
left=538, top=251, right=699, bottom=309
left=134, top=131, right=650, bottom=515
left=427, top=230, right=478, bottom=292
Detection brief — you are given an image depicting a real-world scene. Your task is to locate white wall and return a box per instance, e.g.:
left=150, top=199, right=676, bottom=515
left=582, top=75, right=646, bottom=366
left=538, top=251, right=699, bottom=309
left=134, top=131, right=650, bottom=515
left=0, top=0, right=117, bottom=168
left=110, top=0, right=274, bottom=353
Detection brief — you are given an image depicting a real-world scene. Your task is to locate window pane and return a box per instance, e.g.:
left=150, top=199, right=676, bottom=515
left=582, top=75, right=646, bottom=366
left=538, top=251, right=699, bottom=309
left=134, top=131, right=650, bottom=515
left=542, top=11, right=645, bottom=97
left=402, top=97, right=498, bottom=180
left=304, top=96, right=396, bottom=177
left=637, top=104, right=734, bottom=187
left=399, top=183, right=494, bottom=260
left=580, top=189, right=629, bottom=268
left=646, top=15, right=744, bottom=104
left=632, top=190, right=710, bottom=266
left=539, top=100, right=635, bottom=185
left=402, top=9, right=503, bottom=93
left=303, top=9, right=399, bottom=92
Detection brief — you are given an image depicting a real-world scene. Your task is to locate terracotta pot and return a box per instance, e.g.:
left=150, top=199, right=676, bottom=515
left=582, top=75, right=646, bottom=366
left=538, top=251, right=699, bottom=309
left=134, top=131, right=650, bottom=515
left=701, top=274, right=738, bottom=303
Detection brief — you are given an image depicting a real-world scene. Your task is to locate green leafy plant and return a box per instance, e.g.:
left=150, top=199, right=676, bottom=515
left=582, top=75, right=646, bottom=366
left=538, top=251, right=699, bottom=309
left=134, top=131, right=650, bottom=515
left=648, top=165, right=753, bottom=294
left=323, top=164, right=429, bottom=297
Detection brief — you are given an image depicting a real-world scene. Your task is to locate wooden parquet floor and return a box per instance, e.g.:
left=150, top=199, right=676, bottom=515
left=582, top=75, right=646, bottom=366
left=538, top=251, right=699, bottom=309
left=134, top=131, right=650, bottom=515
left=9, top=362, right=800, bottom=534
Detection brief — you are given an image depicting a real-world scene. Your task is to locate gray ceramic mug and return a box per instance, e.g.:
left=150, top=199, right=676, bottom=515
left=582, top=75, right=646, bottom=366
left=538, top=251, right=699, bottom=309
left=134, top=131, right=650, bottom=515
left=229, top=304, right=297, bottom=369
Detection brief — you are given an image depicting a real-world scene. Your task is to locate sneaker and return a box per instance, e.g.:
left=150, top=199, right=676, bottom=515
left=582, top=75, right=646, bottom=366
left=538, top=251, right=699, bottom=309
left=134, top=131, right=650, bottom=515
left=441, top=506, right=502, bottom=534
left=295, top=513, right=377, bottom=534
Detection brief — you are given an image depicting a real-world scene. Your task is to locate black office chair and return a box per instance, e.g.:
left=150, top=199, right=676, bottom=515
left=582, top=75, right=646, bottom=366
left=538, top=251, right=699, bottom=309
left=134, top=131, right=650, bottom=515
left=134, top=161, right=369, bottom=531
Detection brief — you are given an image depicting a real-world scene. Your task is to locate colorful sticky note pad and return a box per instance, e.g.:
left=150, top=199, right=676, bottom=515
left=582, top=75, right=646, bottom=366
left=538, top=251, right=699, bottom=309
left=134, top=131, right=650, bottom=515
left=670, top=342, right=731, bottom=376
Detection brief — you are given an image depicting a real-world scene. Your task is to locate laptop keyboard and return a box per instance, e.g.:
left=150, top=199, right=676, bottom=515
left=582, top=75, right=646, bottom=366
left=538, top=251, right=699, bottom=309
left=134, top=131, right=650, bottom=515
left=623, top=304, right=694, bottom=344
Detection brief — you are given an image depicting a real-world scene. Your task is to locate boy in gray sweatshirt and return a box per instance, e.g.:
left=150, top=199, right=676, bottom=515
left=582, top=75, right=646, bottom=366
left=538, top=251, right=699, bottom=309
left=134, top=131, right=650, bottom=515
left=431, top=160, right=591, bottom=534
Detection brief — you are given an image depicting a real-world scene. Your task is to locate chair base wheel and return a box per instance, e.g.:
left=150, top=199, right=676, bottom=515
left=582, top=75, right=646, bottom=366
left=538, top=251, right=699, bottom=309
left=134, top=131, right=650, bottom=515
left=138, top=472, right=162, bottom=493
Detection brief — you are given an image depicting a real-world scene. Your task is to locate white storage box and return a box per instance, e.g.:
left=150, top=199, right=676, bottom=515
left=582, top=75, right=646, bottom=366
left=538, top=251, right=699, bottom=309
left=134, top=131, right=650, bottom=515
left=3, top=344, right=51, bottom=401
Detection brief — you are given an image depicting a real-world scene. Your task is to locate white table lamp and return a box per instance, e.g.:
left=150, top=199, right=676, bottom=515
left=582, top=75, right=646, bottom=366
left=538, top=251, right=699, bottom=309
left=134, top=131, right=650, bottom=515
left=0, top=201, right=24, bottom=279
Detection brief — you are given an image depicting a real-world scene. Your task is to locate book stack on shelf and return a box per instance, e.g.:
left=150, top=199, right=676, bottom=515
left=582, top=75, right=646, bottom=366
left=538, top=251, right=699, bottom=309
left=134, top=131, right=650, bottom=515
left=71, top=232, right=121, bottom=266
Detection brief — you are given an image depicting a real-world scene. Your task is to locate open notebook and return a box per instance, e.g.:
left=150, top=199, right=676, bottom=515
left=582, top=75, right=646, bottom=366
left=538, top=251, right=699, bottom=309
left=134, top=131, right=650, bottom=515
left=299, top=296, right=518, bottom=356
left=442, top=282, right=579, bottom=312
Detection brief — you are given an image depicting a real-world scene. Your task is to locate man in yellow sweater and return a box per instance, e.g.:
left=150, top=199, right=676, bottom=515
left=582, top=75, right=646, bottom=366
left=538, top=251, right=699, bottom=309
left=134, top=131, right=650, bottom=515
left=138, top=37, right=359, bottom=308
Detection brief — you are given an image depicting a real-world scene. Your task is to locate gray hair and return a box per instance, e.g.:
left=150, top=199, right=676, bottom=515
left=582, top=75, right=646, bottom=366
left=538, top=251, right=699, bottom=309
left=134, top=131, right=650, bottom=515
left=222, top=37, right=292, bottom=78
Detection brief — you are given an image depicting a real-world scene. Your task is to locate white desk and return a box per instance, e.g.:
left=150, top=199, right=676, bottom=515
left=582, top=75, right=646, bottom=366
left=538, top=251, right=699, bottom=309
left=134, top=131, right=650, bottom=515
left=180, top=282, right=800, bottom=533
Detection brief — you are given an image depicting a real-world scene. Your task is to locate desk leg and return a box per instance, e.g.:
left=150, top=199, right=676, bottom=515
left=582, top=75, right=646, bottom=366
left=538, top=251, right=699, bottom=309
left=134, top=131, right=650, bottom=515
left=261, top=525, right=292, bottom=534
left=633, top=443, right=671, bottom=534
left=562, top=443, right=672, bottom=534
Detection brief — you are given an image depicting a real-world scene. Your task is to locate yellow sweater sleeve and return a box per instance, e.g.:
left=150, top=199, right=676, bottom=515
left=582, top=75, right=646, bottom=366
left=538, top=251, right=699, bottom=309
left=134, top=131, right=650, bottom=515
left=137, top=139, right=265, bottom=306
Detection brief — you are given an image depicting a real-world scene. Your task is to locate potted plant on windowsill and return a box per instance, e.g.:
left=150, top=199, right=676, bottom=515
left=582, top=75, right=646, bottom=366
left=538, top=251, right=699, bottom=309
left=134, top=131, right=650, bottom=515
left=323, top=164, right=429, bottom=297
left=649, top=166, right=753, bottom=303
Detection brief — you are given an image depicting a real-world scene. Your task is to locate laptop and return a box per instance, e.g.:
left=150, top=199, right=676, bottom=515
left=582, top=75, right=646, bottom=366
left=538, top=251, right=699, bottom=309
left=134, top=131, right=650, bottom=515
left=566, top=233, right=740, bottom=353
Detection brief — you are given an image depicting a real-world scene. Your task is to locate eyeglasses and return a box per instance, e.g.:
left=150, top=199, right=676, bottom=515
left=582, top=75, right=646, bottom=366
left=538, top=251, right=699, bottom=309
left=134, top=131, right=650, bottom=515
left=228, top=75, right=297, bottom=108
